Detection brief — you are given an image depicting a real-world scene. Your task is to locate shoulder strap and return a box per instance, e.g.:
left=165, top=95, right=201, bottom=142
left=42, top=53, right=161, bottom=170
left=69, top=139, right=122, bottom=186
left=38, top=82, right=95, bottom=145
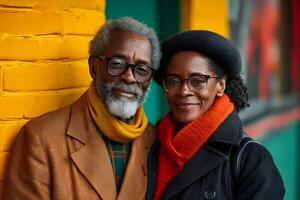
left=234, top=133, right=261, bottom=178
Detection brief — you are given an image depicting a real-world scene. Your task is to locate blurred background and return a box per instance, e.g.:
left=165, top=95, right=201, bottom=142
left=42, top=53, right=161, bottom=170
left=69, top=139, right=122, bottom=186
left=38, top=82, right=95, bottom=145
left=0, top=0, right=299, bottom=199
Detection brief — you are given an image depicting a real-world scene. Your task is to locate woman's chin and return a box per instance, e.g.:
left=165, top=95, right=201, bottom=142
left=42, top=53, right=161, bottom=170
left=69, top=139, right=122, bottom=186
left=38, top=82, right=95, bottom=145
left=172, top=112, right=200, bottom=124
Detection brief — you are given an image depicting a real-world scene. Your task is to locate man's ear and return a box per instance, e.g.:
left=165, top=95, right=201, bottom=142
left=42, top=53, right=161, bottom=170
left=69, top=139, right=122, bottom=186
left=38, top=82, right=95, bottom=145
left=88, top=56, right=96, bottom=79
left=216, top=78, right=226, bottom=97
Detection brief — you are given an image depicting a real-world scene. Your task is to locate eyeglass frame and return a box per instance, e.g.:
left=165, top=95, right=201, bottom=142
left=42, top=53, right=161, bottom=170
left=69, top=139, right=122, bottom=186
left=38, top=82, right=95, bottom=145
left=91, top=55, right=155, bottom=83
left=163, top=73, right=220, bottom=93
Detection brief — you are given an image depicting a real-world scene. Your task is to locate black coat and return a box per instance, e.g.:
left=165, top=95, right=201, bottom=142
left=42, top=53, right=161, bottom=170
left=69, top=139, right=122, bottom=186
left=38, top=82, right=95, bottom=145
left=146, top=112, right=285, bottom=200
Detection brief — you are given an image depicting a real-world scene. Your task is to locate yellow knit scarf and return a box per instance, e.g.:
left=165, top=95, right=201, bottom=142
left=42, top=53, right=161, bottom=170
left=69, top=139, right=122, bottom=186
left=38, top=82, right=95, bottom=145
left=87, top=83, right=148, bottom=143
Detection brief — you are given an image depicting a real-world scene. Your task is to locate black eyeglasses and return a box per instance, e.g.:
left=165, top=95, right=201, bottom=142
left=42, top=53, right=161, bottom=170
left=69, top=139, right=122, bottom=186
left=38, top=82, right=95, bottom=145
left=93, top=55, right=154, bottom=83
left=163, top=74, right=220, bottom=93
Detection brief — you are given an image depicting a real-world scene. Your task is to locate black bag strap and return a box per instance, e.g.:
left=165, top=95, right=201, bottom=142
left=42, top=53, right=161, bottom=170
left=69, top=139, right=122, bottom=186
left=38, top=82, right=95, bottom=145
left=228, top=133, right=261, bottom=198
left=234, top=133, right=261, bottom=178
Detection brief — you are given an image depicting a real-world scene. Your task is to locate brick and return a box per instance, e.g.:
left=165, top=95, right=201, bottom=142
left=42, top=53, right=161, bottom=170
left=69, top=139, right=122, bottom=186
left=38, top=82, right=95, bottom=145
left=0, top=0, right=105, bottom=12
left=68, top=0, right=105, bottom=10
left=0, top=88, right=86, bottom=119
left=0, top=8, right=62, bottom=35
left=0, top=0, right=64, bottom=12
left=0, top=152, right=9, bottom=182
left=0, top=35, right=91, bottom=60
left=2, top=60, right=91, bottom=91
left=62, top=8, right=105, bottom=35
left=0, top=0, right=42, bottom=8
left=39, top=35, right=91, bottom=60
left=0, top=34, right=39, bottom=60
left=0, top=66, right=3, bottom=91
left=0, top=121, right=26, bottom=151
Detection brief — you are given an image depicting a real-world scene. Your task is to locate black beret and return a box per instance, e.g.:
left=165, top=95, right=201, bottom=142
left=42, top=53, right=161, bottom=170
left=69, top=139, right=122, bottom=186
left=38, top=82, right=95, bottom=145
left=154, top=30, right=242, bottom=85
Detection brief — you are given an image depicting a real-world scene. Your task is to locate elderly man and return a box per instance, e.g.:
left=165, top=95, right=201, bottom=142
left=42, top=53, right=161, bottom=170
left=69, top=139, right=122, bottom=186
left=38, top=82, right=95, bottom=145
left=4, top=17, right=161, bottom=200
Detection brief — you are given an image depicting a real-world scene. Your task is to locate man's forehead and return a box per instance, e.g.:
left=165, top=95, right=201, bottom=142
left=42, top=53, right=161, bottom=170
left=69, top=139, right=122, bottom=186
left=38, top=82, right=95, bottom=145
left=102, top=30, right=152, bottom=62
left=108, top=30, right=149, bottom=44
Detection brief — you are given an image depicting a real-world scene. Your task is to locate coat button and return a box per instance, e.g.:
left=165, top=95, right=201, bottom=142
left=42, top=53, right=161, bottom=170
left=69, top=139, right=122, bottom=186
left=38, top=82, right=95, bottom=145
left=204, top=189, right=216, bottom=200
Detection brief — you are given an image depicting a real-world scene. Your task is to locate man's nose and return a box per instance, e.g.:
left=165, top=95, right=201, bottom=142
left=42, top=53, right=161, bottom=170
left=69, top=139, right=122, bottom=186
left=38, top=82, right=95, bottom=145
left=120, top=66, right=136, bottom=84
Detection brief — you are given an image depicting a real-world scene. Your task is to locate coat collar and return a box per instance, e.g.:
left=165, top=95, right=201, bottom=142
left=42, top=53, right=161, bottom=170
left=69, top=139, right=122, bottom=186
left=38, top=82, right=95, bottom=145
left=66, top=91, right=153, bottom=200
left=207, top=111, right=244, bottom=146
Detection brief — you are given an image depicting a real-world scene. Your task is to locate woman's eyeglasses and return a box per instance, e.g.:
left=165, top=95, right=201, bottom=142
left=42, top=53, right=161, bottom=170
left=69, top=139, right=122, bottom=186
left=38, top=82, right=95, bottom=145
left=163, top=74, right=220, bottom=93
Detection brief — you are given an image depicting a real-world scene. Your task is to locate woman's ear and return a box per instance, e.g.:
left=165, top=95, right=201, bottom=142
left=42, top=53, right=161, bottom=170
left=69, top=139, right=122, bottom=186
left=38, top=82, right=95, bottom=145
left=216, top=78, right=226, bottom=97
left=88, top=56, right=97, bottom=79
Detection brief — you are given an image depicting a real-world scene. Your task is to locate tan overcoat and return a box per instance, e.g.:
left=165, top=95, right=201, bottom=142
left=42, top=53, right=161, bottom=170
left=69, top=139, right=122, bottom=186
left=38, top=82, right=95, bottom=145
left=4, top=91, right=156, bottom=200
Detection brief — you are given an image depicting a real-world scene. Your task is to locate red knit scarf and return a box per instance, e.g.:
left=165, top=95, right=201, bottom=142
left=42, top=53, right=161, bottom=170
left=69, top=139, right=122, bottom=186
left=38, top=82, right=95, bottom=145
left=154, top=94, right=234, bottom=200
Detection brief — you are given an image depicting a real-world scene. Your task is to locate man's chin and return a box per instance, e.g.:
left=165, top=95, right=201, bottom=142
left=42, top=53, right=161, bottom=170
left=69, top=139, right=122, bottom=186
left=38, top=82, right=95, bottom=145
left=105, top=97, right=139, bottom=121
left=94, top=80, right=145, bottom=120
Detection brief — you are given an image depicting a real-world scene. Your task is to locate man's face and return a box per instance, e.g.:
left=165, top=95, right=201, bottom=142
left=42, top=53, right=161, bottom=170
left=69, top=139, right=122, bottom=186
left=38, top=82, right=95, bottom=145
left=89, top=31, right=152, bottom=121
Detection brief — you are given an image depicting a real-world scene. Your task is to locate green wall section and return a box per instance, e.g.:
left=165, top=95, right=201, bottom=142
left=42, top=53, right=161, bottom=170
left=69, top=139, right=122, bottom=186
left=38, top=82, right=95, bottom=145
left=106, top=0, right=180, bottom=124
left=106, top=0, right=160, bottom=32
left=260, top=122, right=300, bottom=200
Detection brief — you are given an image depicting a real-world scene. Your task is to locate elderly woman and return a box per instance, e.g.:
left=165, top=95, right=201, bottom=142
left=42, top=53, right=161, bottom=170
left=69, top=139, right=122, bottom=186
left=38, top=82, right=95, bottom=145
left=146, top=31, right=285, bottom=200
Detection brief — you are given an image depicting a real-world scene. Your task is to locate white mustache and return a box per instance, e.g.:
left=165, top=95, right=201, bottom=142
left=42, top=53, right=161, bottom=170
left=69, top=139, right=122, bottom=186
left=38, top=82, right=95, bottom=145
left=109, top=82, right=143, bottom=97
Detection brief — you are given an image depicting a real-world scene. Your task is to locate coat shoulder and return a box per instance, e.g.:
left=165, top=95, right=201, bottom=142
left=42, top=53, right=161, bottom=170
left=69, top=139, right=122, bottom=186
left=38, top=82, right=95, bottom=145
left=240, top=141, right=280, bottom=171
left=22, top=93, right=87, bottom=141
left=237, top=140, right=285, bottom=198
left=24, top=105, right=72, bottom=137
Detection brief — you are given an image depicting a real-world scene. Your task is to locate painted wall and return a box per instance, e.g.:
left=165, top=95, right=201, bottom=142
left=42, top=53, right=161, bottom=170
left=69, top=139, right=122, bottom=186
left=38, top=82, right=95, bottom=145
left=0, top=0, right=105, bottom=195
left=181, top=0, right=230, bottom=38
left=260, top=122, right=299, bottom=200
left=245, top=107, right=300, bottom=200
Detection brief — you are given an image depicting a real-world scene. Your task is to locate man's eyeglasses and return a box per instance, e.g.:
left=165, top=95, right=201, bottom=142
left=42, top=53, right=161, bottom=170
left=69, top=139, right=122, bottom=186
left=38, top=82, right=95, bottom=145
left=163, top=74, right=220, bottom=93
left=93, top=55, right=154, bottom=83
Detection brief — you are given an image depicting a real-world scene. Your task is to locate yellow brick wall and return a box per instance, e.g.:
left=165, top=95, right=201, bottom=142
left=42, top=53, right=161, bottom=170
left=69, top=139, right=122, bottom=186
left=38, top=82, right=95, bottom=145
left=181, top=0, right=230, bottom=38
left=0, top=0, right=105, bottom=195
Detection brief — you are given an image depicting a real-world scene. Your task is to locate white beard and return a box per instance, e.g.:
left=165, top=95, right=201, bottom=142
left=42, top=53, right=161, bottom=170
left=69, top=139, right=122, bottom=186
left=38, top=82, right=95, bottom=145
left=105, top=95, right=140, bottom=120
left=95, top=80, right=150, bottom=121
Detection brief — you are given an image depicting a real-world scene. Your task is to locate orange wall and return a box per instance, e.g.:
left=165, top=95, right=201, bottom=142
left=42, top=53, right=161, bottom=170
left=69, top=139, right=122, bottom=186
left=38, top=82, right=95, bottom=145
left=0, top=0, right=105, bottom=195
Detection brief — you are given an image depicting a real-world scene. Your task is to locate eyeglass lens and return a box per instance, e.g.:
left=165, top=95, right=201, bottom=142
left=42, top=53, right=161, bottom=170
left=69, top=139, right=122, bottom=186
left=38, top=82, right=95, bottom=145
left=107, top=57, right=152, bottom=83
left=164, top=75, right=208, bottom=93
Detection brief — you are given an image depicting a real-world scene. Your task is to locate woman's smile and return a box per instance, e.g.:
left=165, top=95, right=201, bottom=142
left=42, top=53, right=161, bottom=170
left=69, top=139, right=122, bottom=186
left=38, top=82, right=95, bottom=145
left=173, top=102, right=201, bottom=111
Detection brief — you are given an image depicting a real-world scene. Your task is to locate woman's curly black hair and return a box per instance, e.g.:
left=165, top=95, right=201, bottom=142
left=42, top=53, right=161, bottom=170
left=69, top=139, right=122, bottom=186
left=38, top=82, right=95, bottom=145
left=208, top=58, right=249, bottom=112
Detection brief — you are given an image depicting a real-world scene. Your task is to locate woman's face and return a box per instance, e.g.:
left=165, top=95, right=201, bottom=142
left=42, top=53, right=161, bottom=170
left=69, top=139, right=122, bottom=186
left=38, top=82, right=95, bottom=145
left=165, top=51, right=226, bottom=124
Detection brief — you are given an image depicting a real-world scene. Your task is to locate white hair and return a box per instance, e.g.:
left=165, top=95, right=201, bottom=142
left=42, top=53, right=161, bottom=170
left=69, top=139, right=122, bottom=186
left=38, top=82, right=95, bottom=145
left=89, top=17, right=161, bottom=70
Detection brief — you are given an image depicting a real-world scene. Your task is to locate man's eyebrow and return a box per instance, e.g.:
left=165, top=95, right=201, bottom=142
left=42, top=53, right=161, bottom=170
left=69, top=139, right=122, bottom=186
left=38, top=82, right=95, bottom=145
left=109, top=53, right=151, bottom=65
left=136, top=59, right=151, bottom=65
left=108, top=53, right=127, bottom=59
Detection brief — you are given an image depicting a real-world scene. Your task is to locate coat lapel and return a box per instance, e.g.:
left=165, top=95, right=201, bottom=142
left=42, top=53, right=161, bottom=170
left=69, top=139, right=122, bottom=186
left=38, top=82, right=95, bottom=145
left=67, top=92, right=117, bottom=200
left=160, top=145, right=228, bottom=200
